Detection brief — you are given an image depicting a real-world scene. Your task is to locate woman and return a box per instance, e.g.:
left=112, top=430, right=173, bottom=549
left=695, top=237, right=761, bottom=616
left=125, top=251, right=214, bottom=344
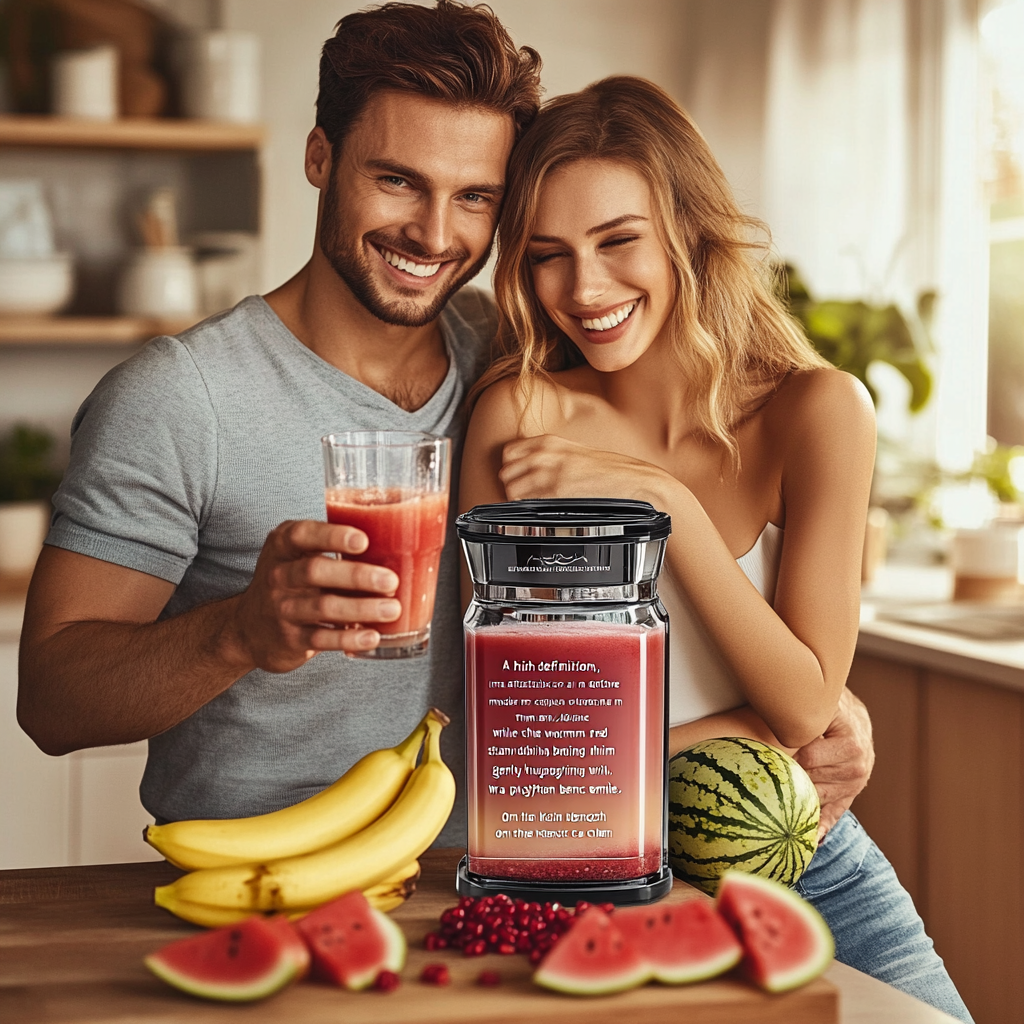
left=461, top=76, right=972, bottom=1022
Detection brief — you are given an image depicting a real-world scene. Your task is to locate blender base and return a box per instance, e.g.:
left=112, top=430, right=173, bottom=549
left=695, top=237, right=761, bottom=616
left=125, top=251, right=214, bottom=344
left=456, top=856, right=673, bottom=905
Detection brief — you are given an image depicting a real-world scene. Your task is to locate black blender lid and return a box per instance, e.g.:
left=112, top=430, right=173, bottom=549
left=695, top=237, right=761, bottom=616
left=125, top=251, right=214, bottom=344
left=456, top=498, right=671, bottom=540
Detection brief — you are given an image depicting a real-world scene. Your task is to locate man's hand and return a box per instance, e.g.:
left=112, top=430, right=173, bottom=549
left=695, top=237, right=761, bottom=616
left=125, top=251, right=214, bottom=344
left=226, top=519, right=402, bottom=673
left=793, top=688, right=875, bottom=842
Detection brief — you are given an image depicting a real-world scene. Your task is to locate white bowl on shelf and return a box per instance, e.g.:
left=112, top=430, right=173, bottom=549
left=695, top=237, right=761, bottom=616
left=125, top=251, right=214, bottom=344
left=117, top=247, right=198, bottom=317
left=0, top=254, right=74, bottom=315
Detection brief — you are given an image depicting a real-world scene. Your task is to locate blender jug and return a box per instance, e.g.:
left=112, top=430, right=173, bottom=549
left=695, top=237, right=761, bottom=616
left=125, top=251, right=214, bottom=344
left=456, top=498, right=672, bottom=904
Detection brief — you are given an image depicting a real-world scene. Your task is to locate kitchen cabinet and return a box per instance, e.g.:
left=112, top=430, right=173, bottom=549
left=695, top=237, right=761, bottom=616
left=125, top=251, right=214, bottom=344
left=0, top=598, right=160, bottom=870
left=850, top=646, right=1024, bottom=1024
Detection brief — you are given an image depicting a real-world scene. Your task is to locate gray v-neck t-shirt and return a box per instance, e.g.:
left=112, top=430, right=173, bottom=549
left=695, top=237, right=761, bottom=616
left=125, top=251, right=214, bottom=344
left=47, top=289, right=495, bottom=844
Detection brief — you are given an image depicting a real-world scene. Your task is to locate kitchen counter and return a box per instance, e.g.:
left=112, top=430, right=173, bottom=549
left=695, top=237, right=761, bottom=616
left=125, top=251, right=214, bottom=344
left=0, top=848, right=960, bottom=1023
left=859, top=563, right=1024, bottom=691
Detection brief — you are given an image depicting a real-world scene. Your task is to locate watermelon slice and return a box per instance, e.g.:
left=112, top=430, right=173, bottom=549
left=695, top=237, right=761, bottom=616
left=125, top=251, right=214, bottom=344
left=144, top=916, right=300, bottom=1001
left=716, top=870, right=834, bottom=992
left=614, top=897, right=743, bottom=984
left=294, top=890, right=406, bottom=990
left=266, top=914, right=311, bottom=980
left=533, top=907, right=651, bottom=996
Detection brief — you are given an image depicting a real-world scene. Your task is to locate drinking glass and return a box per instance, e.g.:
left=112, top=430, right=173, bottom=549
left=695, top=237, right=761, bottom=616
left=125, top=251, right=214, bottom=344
left=322, top=431, right=451, bottom=659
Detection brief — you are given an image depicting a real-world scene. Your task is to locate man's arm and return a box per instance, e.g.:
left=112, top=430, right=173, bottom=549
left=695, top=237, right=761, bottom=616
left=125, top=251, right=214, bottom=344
left=793, top=688, right=875, bottom=841
left=18, top=520, right=402, bottom=756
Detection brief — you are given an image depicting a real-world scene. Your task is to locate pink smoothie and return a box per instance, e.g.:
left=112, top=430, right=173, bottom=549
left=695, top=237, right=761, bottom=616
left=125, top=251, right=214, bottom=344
left=465, top=621, right=665, bottom=883
left=326, top=486, right=448, bottom=637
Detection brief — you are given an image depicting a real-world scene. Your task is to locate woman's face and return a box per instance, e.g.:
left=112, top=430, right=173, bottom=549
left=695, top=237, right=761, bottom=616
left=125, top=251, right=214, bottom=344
left=526, top=158, right=676, bottom=374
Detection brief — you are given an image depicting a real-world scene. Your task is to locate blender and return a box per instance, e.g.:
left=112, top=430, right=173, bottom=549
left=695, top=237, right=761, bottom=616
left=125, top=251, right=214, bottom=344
left=456, top=498, right=672, bottom=904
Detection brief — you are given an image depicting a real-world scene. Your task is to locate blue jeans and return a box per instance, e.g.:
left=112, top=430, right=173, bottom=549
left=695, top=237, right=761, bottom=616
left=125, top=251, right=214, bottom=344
left=796, top=812, right=973, bottom=1024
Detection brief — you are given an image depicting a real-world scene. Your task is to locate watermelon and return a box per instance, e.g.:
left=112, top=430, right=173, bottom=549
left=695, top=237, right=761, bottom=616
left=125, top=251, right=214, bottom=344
left=669, top=737, right=819, bottom=894
left=294, top=890, right=406, bottom=990
left=614, top=898, right=742, bottom=984
left=533, top=907, right=650, bottom=996
left=716, top=870, right=834, bottom=992
left=144, top=916, right=300, bottom=1001
left=266, top=914, right=311, bottom=980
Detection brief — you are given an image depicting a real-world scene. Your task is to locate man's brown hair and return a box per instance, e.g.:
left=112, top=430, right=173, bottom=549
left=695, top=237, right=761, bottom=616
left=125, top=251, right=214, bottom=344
left=316, top=0, right=542, bottom=154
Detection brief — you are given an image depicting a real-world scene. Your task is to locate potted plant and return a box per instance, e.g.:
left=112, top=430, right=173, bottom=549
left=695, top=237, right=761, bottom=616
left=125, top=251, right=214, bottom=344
left=776, top=263, right=934, bottom=411
left=0, top=423, right=61, bottom=578
left=776, top=264, right=936, bottom=578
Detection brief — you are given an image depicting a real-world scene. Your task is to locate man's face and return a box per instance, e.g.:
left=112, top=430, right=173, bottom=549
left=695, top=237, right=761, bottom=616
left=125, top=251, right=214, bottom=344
left=319, top=90, right=515, bottom=327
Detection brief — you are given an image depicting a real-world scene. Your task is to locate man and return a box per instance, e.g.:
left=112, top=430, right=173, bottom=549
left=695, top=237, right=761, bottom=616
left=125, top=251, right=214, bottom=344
left=18, top=1, right=871, bottom=847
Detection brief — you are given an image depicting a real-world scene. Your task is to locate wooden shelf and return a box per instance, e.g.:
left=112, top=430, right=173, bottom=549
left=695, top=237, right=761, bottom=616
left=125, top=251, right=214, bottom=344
left=0, top=115, right=263, bottom=151
left=0, top=315, right=201, bottom=345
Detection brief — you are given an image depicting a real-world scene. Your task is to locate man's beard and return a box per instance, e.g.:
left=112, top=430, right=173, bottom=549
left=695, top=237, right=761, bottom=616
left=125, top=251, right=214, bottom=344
left=319, top=177, right=493, bottom=328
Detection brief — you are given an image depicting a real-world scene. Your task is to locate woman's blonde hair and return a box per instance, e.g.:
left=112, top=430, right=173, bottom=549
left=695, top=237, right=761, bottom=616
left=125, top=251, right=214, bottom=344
left=477, top=75, right=828, bottom=460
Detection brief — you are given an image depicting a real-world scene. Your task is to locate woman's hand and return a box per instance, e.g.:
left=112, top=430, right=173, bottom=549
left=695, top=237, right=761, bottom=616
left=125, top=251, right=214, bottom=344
left=499, top=434, right=672, bottom=504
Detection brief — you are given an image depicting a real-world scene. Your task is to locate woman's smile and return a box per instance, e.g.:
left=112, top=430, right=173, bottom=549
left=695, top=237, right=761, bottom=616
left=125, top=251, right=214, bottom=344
left=527, top=158, right=675, bottom=372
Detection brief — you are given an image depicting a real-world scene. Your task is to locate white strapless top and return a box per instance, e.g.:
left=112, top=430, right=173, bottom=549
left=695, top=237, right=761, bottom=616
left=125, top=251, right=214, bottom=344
left=660, top=522, right=783, bottom=727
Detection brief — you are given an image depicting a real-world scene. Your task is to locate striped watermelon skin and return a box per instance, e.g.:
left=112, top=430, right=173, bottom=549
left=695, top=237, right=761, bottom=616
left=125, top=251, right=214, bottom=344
left=669, top=738, right=819, bottom=895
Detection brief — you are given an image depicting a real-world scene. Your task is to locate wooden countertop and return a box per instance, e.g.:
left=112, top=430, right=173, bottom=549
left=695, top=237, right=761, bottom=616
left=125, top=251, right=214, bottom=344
left=1, top=849, right=960, bottom=1023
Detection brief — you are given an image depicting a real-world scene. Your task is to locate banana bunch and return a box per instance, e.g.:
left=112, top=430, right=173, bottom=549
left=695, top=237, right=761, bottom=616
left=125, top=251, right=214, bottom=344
left=146, top=711, right=432, bottom=869
left=151, top=708, right=455, bottom=926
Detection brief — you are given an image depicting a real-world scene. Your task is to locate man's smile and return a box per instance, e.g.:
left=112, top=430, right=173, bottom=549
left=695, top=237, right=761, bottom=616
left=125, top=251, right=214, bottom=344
left=376, top=245, right=443, bottom=279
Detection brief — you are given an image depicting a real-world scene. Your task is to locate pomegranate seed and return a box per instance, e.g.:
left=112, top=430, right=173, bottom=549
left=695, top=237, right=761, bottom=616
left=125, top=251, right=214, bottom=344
left=420, top=963, right=450, bottom=986
left=575, top=901, right=592, bottom=914
left=528, top=949, right=544, bottom=965
left=497, top=943, right=516, bottom=955
left=478, top=970, right=502, bottom=986
left=464, top=939, right=488, bottom=957
left=374, top=970, right=401, bottom=992
left=600, top=903, right=615, bottom=914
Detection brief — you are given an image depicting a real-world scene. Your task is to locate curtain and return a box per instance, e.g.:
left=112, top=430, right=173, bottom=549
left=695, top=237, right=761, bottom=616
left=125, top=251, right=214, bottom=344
left=761, top=0, right=987, bottom=470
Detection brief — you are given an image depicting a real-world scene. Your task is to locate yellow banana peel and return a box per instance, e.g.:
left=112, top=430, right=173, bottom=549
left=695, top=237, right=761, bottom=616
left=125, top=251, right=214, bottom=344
left=145, top=712, right=429, bottom=870
left=155, top=860, right=421, bottom=926
left=154, top=709, right=452, bottom=913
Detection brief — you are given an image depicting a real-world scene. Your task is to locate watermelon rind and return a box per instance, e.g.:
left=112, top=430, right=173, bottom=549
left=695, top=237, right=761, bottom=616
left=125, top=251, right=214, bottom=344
left=533, top=908, right=651, bottom=996
left=716, top=870, right=835, bottom=993
left=669, top=737, right=819, bottom=895
left=144, top=919, right=299, bottom=1002
left=614, top=900, right=742, bottom=985
left=368, top=907, right=407, bottom=980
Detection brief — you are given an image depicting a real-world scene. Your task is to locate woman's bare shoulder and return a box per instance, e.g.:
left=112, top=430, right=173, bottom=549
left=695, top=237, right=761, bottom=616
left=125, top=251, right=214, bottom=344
left=472, top=367, right=605, bottom=438
left=765, top=367, right=875, bottom=442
